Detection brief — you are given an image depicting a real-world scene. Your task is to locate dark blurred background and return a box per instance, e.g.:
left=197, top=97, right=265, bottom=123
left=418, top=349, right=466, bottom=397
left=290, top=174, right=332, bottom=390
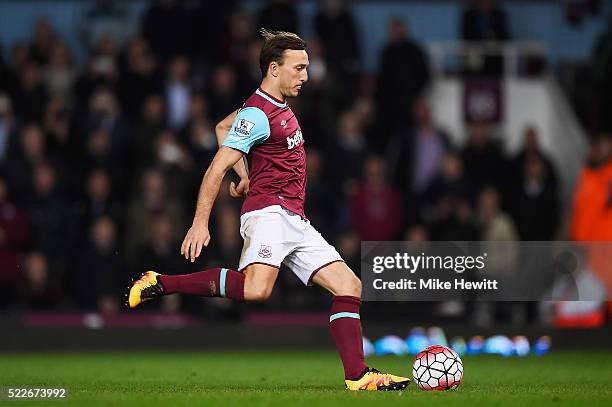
left=0, top=0, right=611, bottom=340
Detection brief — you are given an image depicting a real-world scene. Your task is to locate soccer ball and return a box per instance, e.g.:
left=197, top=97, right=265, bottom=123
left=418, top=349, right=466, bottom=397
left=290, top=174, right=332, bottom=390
left=412, top=345, right=463, bottom=390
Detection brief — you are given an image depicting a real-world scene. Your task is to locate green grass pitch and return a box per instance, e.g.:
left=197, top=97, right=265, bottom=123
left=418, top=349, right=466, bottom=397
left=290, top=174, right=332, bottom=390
left=1, top=351, right=611, bottom=406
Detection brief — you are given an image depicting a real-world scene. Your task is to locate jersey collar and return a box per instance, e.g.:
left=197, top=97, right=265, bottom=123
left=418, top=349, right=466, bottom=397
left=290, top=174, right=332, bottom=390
left=256, top=88, right=287, bottom=108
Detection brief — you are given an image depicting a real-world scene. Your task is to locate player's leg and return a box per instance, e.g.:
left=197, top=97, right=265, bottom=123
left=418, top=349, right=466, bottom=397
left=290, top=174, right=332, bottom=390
left=310, top=261, right=367, bottom=379
left=128, top=207, right=286, bottom=308
left=312, top=262, right=411, bottom=391
left=285, top=218, right=410, bottom=391
left=127, top=263, right=279, bottom=307
left=127, top=267, right=245, bottom=308
left=242, top=263, right=279, bottom=301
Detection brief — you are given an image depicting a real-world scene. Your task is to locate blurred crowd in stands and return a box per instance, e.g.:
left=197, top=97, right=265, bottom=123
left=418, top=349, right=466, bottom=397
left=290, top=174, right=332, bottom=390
left=0, top=0, right=609, bottom=318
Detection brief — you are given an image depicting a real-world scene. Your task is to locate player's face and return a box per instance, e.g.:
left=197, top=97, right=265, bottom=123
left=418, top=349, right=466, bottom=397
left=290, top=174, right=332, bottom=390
left=279, top=49, right=309, bottom=98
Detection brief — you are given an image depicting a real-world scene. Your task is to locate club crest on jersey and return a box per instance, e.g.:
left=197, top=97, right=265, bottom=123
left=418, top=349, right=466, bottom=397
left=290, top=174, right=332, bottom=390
left=258, top=245, right=272, bottom=258
left=280, top=120, right=287, bottom=128
left=235, top=118, right=255, bottom=137
left=287, top=130, right=303, bottom=149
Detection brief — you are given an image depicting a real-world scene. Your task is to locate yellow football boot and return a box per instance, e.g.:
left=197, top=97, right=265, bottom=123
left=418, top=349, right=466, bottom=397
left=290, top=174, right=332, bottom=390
left=127, top=271, right=164, bottom=308
left=345, top=368, right=411, bottom=391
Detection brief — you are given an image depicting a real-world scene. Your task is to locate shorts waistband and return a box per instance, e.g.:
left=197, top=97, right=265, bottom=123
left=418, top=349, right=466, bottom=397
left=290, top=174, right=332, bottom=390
left=241, top=205, right=308, bottom=223
left=281, top=207, right=308, bottom=222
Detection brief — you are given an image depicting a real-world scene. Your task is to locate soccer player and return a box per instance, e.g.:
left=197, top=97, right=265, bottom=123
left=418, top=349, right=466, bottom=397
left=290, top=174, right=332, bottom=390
left=128, top=29, right=410, bottom=391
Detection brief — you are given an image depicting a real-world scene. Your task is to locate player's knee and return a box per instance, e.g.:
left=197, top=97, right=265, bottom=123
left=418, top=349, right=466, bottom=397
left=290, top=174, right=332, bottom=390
left=245, top=286, right=273, bottom=302
left=349, top=276, right=362, bottom=297
left=335, top=274, right=362, bottom=297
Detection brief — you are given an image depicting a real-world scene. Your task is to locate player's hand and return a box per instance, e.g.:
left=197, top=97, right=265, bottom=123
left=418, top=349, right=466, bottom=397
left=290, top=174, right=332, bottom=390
left=180, top=223, right=211, bottom=263
left=229, top=178, right=249, bottom=198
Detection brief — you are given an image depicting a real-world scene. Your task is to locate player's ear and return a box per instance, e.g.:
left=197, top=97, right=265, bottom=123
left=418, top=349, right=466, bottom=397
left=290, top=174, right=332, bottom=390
left=269, top=61, right=279, bottom=78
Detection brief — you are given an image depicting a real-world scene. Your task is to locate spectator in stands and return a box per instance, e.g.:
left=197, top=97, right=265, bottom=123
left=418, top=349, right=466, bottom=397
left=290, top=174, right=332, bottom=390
left=510, top=127, right=558, bottom=187
left=0, top=41, right=9, bottom=91
left=221, top=11, right=256, bottom=70
left=571, top=134, right=612, bottom=241
left=294, top=38, right=335, bottom=148
left=74, top=216, right=124, bottom=313
left=165, top=56, right=192, bottom=130
left=570, top=134, right=612, bottom=307
left=43, top=97, right=77, bottom=172
left=462, top=0, right=509, bottom=42
left=421, top=153, right=478, bottom=240
left=461, top=0, right=509, bottom=75
left=142, top=0, right=192, bottom=63
left=79, top=88, right=130, bottom=198
left=477, top=186, right=518, bottom=241
left=592, top=12, right=612, bottom=133
left=404, top=224, right=430, bottom=242
left=0, top=93, right=16, bottom=163
left=136, top=212, right=187, bottom=312
left=0, top=175, right=29, bottom=307
left=13, top=61, right=48, bottom=121
left=475, top=186, right=519, bottom=326
left=5, top=124, right=59, bottom=202
left=207, top=205, right=242, bottom=269
left=81, top=129, right=117, bottom=191
left=206, top=64, right=242, bottom=123
left=429, top=199, right=479, bottom=241
left=509, top=128, right=559, bottom=240
left=79, top=93, right=129, bottom=196
left=184, top=98, right=218, bottom=175
left=132, top=94, right=166, bottom=172
left=387, top=98, right=451, bottom=203
left=125, top=169, right=185, bottom=263
left=461, top=122, right=509, bottom=198
left=327, top=109, right=368, bottom=196
left=117, top=36, right=158, bottom=119
left=421, top=153, right=472, bottom=221
left=314, top=0, right=361, bottom=109
left=189, top=2, right=237, bottom=65
left=136, top=211, right=187, bottom=276
left=243, top=38, right=264, bottom=91
left=353, top=96, right=377, bottom=145
left=153, top=129, right=193, bottom=200
left=42, top=43, right=76, bottom=105
left=78, top=0, right=134, bottom=50
left=30, top=18, right=57, bottom=66
left=20, top=251, right=60, bottom=310
left=304, top=148, right=336, bottom=237
left=84, top=87, right=129, bottom=152
left=74, top=38, right=120, bottom=110
left=74, top=168, right=122, bottom=236
left=258, top=0, right=298, bottom=34
left=377, top=17, right=430, bottom=142
left=25, top=162, right=74, bottom=274
left=349, top=156, right=404, bottom=241
left=4, top=42, right=31, bottom=97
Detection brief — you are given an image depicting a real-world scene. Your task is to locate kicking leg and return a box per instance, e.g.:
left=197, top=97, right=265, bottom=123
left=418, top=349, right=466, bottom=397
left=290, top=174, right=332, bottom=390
left=312, top=262, right=410, bottom=391
left=242, top=264, right=279, bottom=301
left=128, top=264, right=278, bottom=308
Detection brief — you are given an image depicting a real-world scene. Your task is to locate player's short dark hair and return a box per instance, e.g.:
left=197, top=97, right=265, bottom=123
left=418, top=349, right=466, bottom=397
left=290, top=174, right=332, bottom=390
left=259, top=28, right=306, bottom=77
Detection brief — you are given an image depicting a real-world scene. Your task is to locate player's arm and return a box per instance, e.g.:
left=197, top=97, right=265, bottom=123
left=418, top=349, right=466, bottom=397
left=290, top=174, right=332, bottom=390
left=215, top=110, right=249, bottom=198
left=182, top=107, right=270, bottom=262
left=181, top=146, right=243, bottom=262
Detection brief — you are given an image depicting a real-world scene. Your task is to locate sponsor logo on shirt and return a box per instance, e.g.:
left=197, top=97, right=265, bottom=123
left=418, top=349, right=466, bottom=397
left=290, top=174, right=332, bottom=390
left=235, top=118, right=255, bottom=137
left=287, top=130, right=303, bottom=149
left=258, top=245, right=272, bottom=258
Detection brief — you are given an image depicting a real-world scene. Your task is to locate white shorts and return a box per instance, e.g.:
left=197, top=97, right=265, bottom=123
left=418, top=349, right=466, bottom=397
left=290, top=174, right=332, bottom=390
left=238, top=205, right=344, bottom=285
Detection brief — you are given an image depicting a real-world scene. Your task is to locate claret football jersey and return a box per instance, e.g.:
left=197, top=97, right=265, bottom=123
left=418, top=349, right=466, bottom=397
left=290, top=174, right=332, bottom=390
left=223, top=87, right=307, bottom=218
